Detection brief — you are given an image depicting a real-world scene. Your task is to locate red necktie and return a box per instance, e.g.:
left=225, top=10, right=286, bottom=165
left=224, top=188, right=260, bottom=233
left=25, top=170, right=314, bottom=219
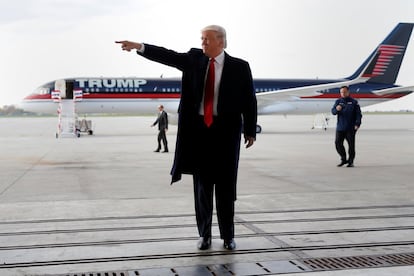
left=204, top=58, right=215, bottom=127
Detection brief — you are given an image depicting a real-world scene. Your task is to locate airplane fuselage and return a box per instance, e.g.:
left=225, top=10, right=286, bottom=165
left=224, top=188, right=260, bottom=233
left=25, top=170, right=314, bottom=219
left=20, top=77, right=408, bottom=116
left=19, top=23, right=414, bottom=119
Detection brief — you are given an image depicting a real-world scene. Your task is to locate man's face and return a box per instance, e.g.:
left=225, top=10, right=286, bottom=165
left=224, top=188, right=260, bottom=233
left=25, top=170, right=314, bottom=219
left=201, top=30, right=223, bottom=58
left=340, top=88, right=350, bottom=98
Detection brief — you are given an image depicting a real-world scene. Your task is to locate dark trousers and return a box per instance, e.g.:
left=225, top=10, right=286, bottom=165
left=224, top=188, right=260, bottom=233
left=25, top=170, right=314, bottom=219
left=193, top=116, right=235, bottom=240
left=157, top=129, right=168, bottom=151
left=193, top=173, right=235, bottom=240
left=335, top=130, right=356, bottom=163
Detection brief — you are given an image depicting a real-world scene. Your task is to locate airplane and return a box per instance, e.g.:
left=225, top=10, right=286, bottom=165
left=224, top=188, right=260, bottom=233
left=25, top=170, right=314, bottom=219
left=20, top=22, right=414, bottom=133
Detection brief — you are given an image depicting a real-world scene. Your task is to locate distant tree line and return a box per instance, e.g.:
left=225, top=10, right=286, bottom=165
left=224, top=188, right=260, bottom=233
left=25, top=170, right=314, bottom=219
left=0, top=105, right=32, bottom=116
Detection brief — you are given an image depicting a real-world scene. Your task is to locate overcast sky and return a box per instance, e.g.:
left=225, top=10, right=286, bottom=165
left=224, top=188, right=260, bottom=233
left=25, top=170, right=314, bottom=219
left=1, top=0, right=414, bottom=110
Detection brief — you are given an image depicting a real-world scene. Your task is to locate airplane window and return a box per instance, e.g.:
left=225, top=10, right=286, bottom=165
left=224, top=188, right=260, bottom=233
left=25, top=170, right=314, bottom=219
left=36, top=87, right=50, bottom=95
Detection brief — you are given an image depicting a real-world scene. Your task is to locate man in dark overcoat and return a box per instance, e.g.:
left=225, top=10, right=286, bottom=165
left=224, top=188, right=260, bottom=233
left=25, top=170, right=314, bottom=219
left=116, top=24, right=257, bottom=250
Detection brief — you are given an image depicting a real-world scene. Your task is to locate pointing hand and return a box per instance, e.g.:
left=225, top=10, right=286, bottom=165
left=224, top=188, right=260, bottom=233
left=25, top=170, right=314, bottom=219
left=115, top=40, right=142, bottom=52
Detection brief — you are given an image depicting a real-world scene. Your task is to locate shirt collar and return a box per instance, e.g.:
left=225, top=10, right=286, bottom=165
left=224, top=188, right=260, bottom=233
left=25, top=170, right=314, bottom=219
left=211, top=51, right=225, bottom=65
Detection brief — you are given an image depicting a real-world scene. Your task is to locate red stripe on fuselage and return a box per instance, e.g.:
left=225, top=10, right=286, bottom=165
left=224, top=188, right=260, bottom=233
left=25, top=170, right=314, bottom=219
left=24, top=92, right=408, bottom=101
left=24, top=93, right=181, bottom=100
left=23, top=94, right=51, bottom=100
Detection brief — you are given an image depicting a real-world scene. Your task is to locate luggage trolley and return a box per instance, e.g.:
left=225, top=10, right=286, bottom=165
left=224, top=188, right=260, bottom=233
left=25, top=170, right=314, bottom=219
left=75, top=118, right=93, bottom=136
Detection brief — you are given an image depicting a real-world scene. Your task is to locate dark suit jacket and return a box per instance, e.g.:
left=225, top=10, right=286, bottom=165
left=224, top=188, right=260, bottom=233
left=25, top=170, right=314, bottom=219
left=138, top=44, right=257, bottom=197
left=331, top=97, right=362, bottom=131
left=153, top=110, right=168, bottom=131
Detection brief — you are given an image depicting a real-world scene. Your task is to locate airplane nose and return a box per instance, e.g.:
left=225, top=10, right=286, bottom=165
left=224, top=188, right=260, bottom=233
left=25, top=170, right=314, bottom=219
left=14, top=100, right=22, bottom=107
left=15, top=101, right=25, bottom=111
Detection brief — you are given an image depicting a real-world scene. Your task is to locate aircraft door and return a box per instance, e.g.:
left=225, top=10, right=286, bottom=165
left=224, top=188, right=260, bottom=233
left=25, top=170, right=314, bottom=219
left=54, top=79, right=75, bottom=99
left=55, top=79, right=66, bottom=98
left=55, top=80, right=75, bottom=100
left=66, top=80, right=74, bottom=99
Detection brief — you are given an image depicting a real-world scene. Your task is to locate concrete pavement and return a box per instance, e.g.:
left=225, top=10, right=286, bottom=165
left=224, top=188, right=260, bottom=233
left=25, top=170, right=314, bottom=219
left=0, top=114, right=413, bottom=275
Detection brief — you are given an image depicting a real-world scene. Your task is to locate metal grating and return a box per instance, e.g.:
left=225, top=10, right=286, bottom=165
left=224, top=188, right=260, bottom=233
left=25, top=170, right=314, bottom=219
left=300, top=252, right=414, bottom=271
left=41, top=252, right=414, bottom=276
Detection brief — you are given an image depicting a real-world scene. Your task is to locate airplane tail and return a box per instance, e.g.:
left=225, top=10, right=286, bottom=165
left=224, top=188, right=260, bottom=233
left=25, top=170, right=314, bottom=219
left=348, top=23, right=414, bottom=85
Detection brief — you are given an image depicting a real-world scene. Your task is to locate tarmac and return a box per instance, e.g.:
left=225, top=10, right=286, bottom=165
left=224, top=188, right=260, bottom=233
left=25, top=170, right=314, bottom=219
left=0, top=113, right=413, bottom=276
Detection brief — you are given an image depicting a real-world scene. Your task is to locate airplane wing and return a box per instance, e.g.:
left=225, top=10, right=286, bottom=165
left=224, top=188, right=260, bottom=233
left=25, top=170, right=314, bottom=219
left=256, top=77, right=370, bottom=103
left=255, top=77, right=372, bottom=114
left=372, top=86, right=414, bottom=96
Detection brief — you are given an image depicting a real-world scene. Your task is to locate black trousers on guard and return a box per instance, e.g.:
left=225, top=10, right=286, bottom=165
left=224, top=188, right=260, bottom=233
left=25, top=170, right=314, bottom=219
left=335, top=130, right=356, bottom=163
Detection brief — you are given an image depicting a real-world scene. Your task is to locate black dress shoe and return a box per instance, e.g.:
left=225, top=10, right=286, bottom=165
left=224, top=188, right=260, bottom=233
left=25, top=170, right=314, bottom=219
left=197, top=237, right=211, bottom=250
left=223, top=239, right=236, bottom=250
left=162, top=150, right=169, bottom=153
left=347, top=163, right=354, bottom=167
left=337, top=160, right=348, bottom=167
left=154, top=149, right=160, bottom=152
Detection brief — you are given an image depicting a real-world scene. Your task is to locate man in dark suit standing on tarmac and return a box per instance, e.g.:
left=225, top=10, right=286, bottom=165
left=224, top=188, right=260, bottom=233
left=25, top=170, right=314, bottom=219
left=116, top=24, right=257, bottom=251
left=151, top=104, right=169, bottom=153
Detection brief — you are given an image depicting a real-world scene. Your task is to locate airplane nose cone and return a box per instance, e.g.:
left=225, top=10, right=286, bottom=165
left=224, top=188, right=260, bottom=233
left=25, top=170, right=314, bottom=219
left=15, top=100, right=26, bottom=111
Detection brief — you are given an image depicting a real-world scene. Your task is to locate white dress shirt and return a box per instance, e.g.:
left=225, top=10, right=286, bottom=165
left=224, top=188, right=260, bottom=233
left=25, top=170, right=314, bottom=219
left=200, top=51, right=225, bottom=116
